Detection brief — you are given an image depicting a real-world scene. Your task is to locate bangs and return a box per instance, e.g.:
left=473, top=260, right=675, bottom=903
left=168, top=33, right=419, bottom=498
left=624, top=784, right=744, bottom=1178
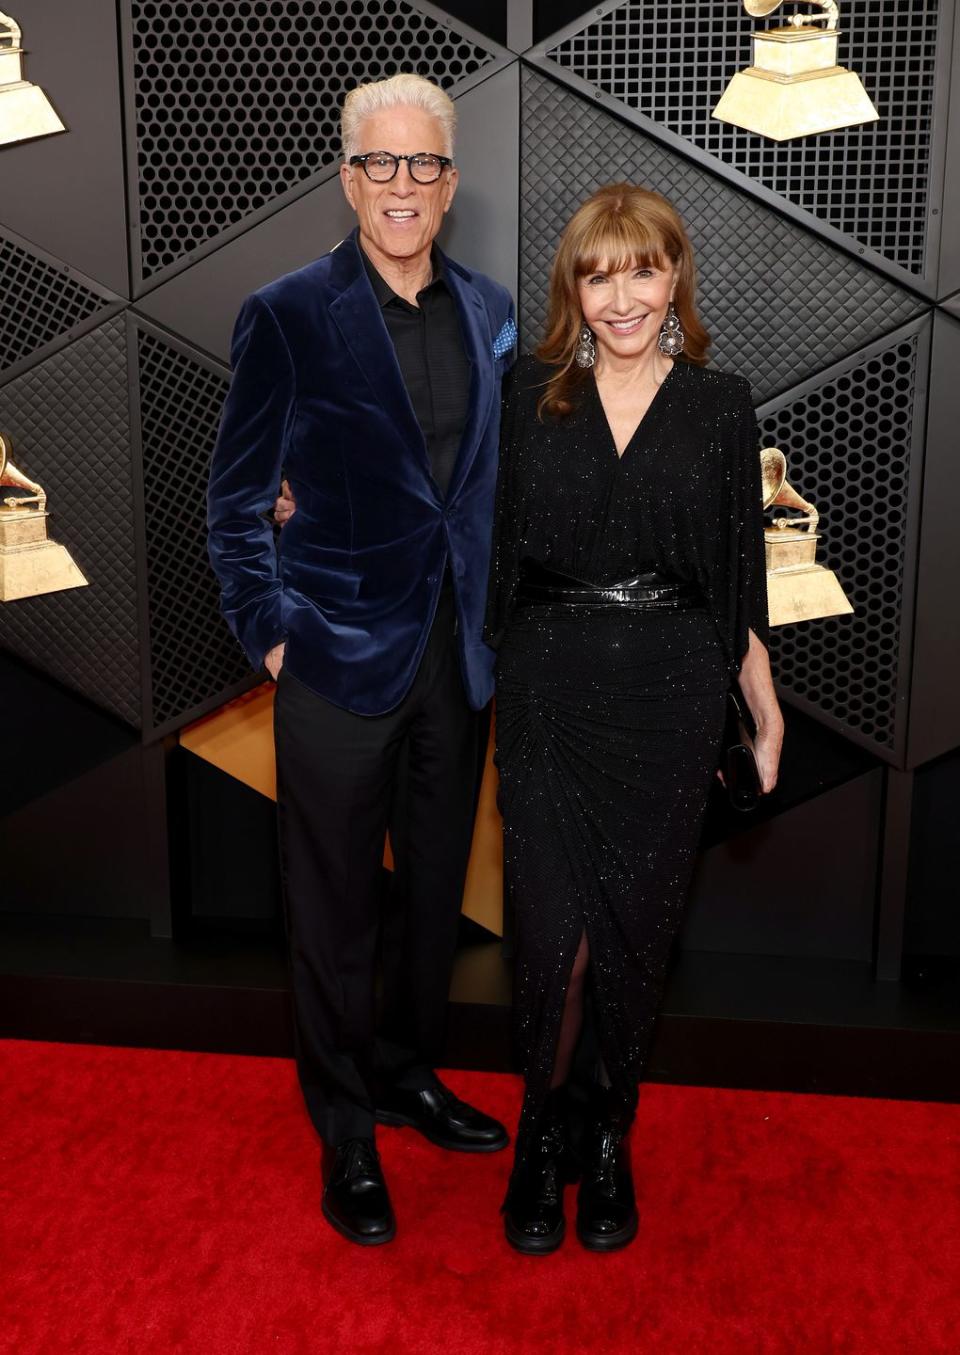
left=571, top=210, right=673, bottom=278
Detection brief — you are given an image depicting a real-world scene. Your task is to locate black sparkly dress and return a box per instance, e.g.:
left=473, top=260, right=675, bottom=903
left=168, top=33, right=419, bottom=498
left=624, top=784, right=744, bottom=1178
left=485, top=354, right=769, bottom=1139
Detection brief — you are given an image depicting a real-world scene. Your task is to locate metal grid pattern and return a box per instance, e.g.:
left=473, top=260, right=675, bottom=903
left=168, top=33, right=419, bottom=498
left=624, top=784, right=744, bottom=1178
left=130, top=0, right=498, bottom=280
left=520, top=70, right=922, bottom=401
left=0, top=233, right=111, bottom=378
left=546, top=0, right=940, bottom=277
left=761, top=333, right=921, bottom=756
left=137, top=327, right=250, bottom=731
left=0, top=317, right=141, bottom=727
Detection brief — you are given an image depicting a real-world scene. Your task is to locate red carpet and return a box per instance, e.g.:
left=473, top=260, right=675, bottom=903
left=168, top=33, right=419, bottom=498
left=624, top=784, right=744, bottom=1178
left=1, top=1040, right=958, bottom=1354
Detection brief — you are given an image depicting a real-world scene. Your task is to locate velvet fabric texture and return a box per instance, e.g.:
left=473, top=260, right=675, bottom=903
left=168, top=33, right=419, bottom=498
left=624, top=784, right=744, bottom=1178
left=207, top=228, right=515, bottom=715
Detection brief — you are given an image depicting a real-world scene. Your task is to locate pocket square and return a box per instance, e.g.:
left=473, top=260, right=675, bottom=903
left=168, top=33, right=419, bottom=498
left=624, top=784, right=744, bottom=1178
left=492, top=317, right=518, bottom=359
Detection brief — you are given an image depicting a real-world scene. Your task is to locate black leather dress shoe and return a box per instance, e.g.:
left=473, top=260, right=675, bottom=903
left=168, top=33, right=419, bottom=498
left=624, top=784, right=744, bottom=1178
left=375, top=1076, right=509, bottom=1153
left=576, top=1093, right=638, bottom=1252
left=502, top=1090, right=579, bottom=1255
left=321, top=1137, right=396, bottom=1246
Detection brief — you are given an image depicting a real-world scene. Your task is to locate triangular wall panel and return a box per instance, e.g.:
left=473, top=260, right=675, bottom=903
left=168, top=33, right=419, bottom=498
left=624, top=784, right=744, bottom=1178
left=135, top=177, right=357, bottom=363
left=0, top=317, right=141, bottom=727
left=0, top=228, right=121, bottom=383
left=138, top=62, right=521, bottom=362
left=133, top=320, right=251, bottom=736
left=126, top=0, right=504, bottom=288
left=541, top=0, right=944, bottom=286
left=0, top=0, right=130, bottom=298
left=758, top=319, right=929, bottom=763
left=520, top=70, right=925, bottom=403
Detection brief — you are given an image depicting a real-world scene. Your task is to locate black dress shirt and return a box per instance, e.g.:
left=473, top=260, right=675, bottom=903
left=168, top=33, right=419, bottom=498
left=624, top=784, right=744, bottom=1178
left=361, top=246, right=470, bottom=498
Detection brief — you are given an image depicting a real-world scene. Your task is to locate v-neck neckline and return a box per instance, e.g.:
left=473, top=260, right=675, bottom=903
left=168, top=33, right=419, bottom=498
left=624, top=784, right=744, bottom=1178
left=592, top=360, right=677, bottom=461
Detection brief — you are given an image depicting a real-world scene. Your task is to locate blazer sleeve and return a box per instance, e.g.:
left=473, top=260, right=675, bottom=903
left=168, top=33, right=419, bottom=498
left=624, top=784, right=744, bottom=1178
left=722, top=377, right=770, bottom=672
left=207, top=295, right=296, bottom=670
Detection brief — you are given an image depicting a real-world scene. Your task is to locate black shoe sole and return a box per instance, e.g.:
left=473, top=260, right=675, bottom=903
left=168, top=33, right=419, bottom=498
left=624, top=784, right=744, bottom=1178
left=374, top=1109, right=509, bottom=1153
left=504, top=1216, right=566, bottom=1255
left=321, top=1198, right=397, bottom=1246
left=576, top=1210, right=639, bottom=1252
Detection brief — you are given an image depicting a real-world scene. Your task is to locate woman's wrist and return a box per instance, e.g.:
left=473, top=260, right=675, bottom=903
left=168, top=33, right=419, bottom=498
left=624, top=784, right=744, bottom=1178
left=754, top=708, right=784, bottom=738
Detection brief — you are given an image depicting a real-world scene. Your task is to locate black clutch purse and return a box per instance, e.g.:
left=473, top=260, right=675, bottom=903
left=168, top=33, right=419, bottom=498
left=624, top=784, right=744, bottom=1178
left=722, top=686, right=762, bottom=813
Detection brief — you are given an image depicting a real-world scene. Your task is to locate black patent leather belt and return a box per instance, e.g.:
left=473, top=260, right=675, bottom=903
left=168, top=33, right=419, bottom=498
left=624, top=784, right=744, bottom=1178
left=516, top=559, right=705, bottom=611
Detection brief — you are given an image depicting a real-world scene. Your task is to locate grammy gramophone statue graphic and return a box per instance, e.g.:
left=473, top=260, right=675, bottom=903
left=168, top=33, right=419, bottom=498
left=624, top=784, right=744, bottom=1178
left=0, top=10, right=65, bottom=148
left=761, top=446, right=852, bottom=626
left=0, top=434, right=87, bottom=602
left=713, top=1, right=879, bottom=141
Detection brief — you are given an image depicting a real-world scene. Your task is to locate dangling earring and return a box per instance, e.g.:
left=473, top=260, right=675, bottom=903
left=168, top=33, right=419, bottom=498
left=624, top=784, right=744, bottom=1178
left=575, top=324, right=596, bottom=369
left=658, top=303, right=684, bottom=356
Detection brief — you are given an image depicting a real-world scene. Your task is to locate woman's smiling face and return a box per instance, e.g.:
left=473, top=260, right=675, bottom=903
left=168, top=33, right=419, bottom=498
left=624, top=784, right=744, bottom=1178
left=576, top=259, right=677, bottom=368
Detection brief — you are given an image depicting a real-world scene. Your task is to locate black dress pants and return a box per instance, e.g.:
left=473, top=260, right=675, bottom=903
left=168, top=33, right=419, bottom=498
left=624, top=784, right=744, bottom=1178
left=273, top=591, right=482, bottom=1146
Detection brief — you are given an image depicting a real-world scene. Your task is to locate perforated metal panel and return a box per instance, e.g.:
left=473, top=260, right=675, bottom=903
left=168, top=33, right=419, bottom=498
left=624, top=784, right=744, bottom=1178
left=0, top=317, right=141, bottom=727
left=760, top=326, right=926, bottom=758
left=129, top=0, right=499, bottom=282
left=136, top=325, right=249, bottom=732
left=544, top=0, right=941, bottom=279
left=520, top=70, right=922, bottom=401
left=0, top=231, right=114, bottom=379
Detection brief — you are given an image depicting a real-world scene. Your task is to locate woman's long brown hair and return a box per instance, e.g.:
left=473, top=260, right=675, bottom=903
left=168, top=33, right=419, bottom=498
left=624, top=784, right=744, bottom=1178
left=535, top=184, right=710, bottom=420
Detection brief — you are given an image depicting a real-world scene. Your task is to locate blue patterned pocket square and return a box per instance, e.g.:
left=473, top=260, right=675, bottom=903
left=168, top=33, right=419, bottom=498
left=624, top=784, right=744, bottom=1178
left=492, top=317, right=518, bottom=359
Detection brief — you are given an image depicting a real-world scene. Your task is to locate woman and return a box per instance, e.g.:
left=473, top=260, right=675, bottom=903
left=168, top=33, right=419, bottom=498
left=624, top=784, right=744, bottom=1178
left=486, top=184, right=783, bottom=1255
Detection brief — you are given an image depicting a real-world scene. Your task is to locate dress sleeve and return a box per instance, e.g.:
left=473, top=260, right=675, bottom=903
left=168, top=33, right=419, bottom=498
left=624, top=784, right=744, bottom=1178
left=721, top=378, right=770, bottom=672
left=483, top=364, right=526, bottom=650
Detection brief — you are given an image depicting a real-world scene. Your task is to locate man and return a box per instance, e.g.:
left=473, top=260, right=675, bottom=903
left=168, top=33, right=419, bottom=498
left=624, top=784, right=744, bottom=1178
left=207, top=73, right=516, bottom=1246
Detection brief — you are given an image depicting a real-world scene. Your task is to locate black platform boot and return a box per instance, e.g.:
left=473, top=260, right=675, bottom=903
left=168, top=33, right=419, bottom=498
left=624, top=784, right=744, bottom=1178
left=576, top=1089, right=638, bottom=1252
left=502, top=1089, right=579, bottom=1255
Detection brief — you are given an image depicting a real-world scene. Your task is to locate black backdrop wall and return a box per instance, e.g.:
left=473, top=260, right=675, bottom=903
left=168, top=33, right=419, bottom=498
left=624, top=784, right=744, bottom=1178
left=2, top=1, right=959, bottom=1080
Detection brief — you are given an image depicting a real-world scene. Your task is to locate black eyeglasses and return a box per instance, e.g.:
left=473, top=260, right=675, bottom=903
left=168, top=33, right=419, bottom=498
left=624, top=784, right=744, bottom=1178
left=348, top=152, right=454, bottom=184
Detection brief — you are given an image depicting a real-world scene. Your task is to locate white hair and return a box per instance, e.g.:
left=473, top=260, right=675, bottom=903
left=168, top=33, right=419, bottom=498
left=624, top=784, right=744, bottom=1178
left=341, top=73, right=457, bottom=161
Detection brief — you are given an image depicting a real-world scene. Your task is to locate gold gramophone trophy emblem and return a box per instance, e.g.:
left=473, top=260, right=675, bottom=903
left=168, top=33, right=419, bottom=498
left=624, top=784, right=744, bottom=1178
left=0, top=434, right=87, bottom=601
left=713, top=1, right=879, bottom=141
left=0, top=10, right=65, bottom=148
left=761, top=446, right=852, bottom=625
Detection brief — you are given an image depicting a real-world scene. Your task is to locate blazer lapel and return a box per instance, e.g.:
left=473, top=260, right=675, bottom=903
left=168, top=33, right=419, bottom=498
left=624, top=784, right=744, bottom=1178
left=329, top=235, right=430, bottom=477
left=443, top=260, right=495, bottom=502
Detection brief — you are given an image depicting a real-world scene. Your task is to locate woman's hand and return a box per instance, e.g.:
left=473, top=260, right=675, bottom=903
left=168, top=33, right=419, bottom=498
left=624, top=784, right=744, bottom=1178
left=738, top=629, right=784, bottom=795
left=753, top=718, right=784, bottom=794
left=274, top=478, right=297, bottom=526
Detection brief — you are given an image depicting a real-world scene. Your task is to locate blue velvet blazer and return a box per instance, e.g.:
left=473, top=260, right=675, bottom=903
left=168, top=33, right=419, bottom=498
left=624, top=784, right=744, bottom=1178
left=207, top=229, right=516, bottom=715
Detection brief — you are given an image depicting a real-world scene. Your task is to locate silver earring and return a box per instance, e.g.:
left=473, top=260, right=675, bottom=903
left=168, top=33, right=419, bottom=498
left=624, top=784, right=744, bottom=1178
left=658, top=303, right=684, bottom=356
left=575, top=324, right=596, bottom=369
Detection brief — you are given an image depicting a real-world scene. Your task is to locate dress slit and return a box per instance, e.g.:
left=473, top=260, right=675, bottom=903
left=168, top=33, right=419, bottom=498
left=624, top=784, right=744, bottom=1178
left=513, top=927, right=587, bottom=1139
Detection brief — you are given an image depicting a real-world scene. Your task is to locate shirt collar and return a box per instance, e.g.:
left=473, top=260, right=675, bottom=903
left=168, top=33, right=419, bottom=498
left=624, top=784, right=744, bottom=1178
left=360, top=244, right=447, bottom=309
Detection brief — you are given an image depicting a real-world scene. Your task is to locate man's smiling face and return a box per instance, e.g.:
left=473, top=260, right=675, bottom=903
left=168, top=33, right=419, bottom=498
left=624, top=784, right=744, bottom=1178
left=340, top=105, right=458, bottom=271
